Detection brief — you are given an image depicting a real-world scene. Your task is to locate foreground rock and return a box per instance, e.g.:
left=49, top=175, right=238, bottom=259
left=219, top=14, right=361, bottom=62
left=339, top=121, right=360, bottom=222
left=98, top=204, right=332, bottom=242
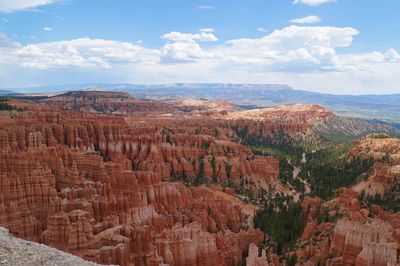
left=0, top=227, right=102, bottom=266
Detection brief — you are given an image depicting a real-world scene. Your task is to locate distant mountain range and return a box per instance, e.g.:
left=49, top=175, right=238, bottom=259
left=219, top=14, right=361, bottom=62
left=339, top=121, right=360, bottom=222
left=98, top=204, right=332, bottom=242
left=2, top=83, right=399, bottom=122
left=0, top=89, right=14, bottom=96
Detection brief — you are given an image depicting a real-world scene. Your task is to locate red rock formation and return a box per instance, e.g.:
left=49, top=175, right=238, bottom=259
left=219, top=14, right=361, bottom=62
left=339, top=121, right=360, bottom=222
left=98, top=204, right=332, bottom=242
left=7, top=96, right=397, bottom=266
left=302, top=196, right=323, bottom=218
left=349, top=136, right=400, bottom=164
left=331, top=219, right=399, bottom=266
left=0, top=107, right=271, bottom=265
left=246, top=243, right=269, bottom=266
left=0, top=150, right=61, bottom=241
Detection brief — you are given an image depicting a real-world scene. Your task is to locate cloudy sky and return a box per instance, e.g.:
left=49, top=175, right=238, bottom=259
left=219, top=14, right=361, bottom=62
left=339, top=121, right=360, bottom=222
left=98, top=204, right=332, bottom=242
left=0, top=0, right=399, bottom=94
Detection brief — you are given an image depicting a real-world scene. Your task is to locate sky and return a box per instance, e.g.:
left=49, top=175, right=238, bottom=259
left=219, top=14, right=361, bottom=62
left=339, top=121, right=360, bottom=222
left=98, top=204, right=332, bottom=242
left=0, top=0, right=399, bottom=94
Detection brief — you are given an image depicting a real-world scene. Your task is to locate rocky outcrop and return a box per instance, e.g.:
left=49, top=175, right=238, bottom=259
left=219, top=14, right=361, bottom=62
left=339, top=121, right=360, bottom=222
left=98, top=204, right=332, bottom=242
left=350, top=136, right=400, bottom=164
left=226, top=104, right=332, bottom=122
left=351, top=136, right=400, bottom=198
left=246, top=243, right=269, bottom=266
left=0, top=227, right=101, bottom=266
left=331, top=219, right=399, bottom=266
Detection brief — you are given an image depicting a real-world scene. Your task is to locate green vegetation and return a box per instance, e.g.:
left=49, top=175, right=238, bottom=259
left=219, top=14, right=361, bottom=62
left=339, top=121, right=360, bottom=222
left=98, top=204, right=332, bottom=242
left=359, top=177, right=400, bottom=212
left=299, top=144, right=373, bottom=199
left=251, top=145, right=306, bottom=194
left=237, top=128, right=316, bottom=149
left=250, top=141, right=373, bottom=200
left=210, top=155, right=217, bottom=182
left=253, top=194, right=305, bottom=255
left=240, top=128, right=373, bottom=199
left=319, top=132, right=357, bottom=144
left=171, top=172, right=190, bottom=185
left=366, top=133, right=390, bottom=139
left=251, top=145, right=302, bottom=163
left=169, top=155, right=262, bottom=203
left=0, top=97, right=18, bottom=111
left=225, top=161, right=232, bottom=179
left=287, top=253, right=298, bottom=266
left=193, top=157, right=207, bottom=186
left=172, top=156, right=210, bottom=187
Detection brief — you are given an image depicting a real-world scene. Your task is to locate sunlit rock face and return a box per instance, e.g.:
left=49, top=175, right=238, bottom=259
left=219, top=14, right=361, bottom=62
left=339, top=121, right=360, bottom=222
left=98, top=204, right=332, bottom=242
left=330, top=219, right=399, bottom=266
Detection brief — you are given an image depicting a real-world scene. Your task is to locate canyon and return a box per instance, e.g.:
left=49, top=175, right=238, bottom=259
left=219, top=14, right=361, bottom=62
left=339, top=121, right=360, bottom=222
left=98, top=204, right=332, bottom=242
left=0, top=91, right=399, bottom=266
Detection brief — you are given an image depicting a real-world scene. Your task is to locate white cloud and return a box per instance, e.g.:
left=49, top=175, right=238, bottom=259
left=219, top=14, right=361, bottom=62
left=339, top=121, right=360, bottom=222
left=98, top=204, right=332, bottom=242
left=43, top=26, right=52, bottom=31
left=257, top=27, right=268, bottom=32
left=0, top=26, right=361, bottom=70
left=1, top=26, right=400, bottom=94
left=161, top=41, right=215, bottom=62
left=290, top=15, right=321, bottom=24
left=197, top=5, right=215, bottom=10
left=161, top=31, right=218, bottom=62
left=0, top=26, right=362, bottom=70
left=199, top=28, right=214, bottom=33
left=0, top=0, right=56, bottom=13
left=293, top=0, right=336, bottom=6
left=384, top=49, right=400, bottom=63
left=0, top=33, right=19, bottom=48
left=228, top=26, right=358, bottom=50
left=222, top=26, right=359, bottom=69
left=11, top=37, right=160, bottom=69
left=162, top=31, right=218, bottom=42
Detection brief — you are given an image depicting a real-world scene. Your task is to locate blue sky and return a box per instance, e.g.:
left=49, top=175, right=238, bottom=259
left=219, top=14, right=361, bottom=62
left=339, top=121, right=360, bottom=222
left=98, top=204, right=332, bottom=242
left=0, top=0, right=399, bottom=94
